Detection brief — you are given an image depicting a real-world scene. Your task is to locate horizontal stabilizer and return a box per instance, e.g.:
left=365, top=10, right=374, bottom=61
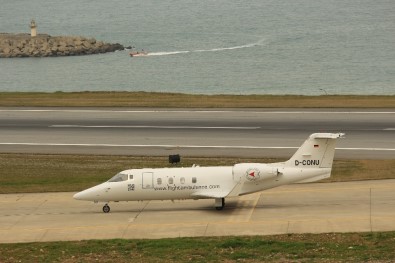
left=310, top=133, right=345, bottom=139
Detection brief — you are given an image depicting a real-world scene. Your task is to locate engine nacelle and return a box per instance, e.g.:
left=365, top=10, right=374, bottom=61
left=233, top=163, right=279, bottom=183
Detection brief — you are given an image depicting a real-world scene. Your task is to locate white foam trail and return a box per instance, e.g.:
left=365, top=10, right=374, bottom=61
left=147, top=38, right=264, bottom=57
left=148, top=50, right=190, bottom=56
left=194, top=38, right=265, bottom=53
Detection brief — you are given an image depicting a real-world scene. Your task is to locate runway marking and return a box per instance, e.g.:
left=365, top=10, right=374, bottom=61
left=337, top=147, right=395, bottom=151
left=0, top=109, right=394, bottom=114
left=0, top=142, right=298, bottom=149
left=228, top=193, right=261, bottom=223
left=265, top=185, right=395, bottom=194
left=0, top=142, right=394, bottom=151
left=50, top=125, right=395, bottom=131
left=245, top=193, right=261, bottom=222
left=50, top=125, right=261, bottom=130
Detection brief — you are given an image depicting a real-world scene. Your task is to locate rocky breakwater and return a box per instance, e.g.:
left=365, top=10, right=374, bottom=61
left=0, top=33, right=125, bottom=58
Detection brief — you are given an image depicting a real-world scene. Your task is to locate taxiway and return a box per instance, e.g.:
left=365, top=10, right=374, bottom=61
left=1, top=179, right=394, bottom=243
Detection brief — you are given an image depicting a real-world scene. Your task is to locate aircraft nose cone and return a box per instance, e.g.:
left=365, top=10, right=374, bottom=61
left=73, top=189, right=95, bottom=200
left=73, top=191, right=84, bottom=200
left=73, top=184, right=104, bottom=201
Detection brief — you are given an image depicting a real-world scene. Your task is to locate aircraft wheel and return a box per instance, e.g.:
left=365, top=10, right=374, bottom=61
left=215, top=206, right=224, bottom=211
left=103, top=204, right=110, bottom=213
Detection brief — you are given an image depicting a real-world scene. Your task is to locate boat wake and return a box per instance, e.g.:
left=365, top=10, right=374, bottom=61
left=147, top=38, right=264, bottom=57
left=148, top=50, right=191, bottom=56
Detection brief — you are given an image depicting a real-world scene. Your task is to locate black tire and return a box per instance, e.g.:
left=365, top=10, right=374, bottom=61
left=103, top=205, right=110, bottom=213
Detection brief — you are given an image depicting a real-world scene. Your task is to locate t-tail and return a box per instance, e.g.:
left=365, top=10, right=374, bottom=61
left=284, top=133, right=345, bottom=183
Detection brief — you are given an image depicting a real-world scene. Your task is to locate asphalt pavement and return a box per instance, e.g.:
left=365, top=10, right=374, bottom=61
left=1, top=179, right=394, bottom=243
left=0, top=108, right=394, bottom=158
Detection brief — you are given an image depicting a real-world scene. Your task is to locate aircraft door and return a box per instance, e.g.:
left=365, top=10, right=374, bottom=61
left=142, top=172, right=153, bottom=189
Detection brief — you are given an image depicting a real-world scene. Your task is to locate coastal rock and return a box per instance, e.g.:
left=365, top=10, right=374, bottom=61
left=0, top=33, right=125, bottom=58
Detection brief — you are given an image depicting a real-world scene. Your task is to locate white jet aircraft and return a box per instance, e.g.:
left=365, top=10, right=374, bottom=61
left=74, top=133, right=344, bottom=212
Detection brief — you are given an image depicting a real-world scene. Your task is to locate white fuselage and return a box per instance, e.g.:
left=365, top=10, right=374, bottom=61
left=73, top=163, right=331, bottom=202
left=74, top=133, right=343, bottom=211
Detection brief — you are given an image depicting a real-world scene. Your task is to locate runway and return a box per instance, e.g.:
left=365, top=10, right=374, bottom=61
left=1, top=179, right=394, bottom=243
left=0, top=108, right=394, bottom=158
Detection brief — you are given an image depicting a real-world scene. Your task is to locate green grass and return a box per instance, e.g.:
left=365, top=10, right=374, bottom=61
left=0, top=153, right=394, bottom=194
left=1, top=154, right=394, bottom=261
left=1, top=232, right=395, bottom=262
left=0, top=91, right=394, bottom=107
left=327, top=159, right=395, bottom=182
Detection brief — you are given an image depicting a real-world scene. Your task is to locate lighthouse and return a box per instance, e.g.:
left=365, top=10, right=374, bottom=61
left=30, top=19, right=37, bottom=37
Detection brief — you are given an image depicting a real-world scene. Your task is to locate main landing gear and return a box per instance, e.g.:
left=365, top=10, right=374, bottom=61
left=103, top=204, right=110, bottom=213
left=215, top=198, right=225, bottom=210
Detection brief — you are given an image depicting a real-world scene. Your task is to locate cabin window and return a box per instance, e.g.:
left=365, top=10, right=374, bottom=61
left=180, top=177, right=185, bottom=184
left=108, top=173, right=128, bottom=182
left=192, top=177, right=197, bottom=183
left=157, top=178, right=162, bottom=185
left=168, top=177, right=174, bottom=184
left=129, top=174, right=133, bottom=180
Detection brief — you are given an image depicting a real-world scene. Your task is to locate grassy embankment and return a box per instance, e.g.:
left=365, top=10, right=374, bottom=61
left=1, top=232, right=395, bottom=262
left=0, top=91, right=394, bottom=107
left=0, top=153, right=394, bottom=194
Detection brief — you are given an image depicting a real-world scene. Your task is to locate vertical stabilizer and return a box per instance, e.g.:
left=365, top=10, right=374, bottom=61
left=285, top=133, right=344, bottom=168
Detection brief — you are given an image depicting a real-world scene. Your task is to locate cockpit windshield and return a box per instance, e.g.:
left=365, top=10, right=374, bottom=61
left=108, top=173, right=128, bottom=182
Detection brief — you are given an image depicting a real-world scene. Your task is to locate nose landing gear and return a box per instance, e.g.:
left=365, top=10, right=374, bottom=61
left=103, top=204, right=110, bottom=213
left=215, top=198, right=225, bottom=210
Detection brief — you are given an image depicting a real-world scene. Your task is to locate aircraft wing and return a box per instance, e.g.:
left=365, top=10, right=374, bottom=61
left=191, top=191, right=229, bottom=199
left=190, top=181, right=244, bottom=199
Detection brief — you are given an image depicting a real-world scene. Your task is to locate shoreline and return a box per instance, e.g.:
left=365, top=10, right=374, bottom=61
left=0, top=92, right=394, bottom=108
left=0, top=33, right=124, bottom=58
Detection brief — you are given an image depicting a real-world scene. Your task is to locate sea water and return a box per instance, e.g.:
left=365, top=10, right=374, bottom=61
left=1, top=0, right=394, bottom=95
